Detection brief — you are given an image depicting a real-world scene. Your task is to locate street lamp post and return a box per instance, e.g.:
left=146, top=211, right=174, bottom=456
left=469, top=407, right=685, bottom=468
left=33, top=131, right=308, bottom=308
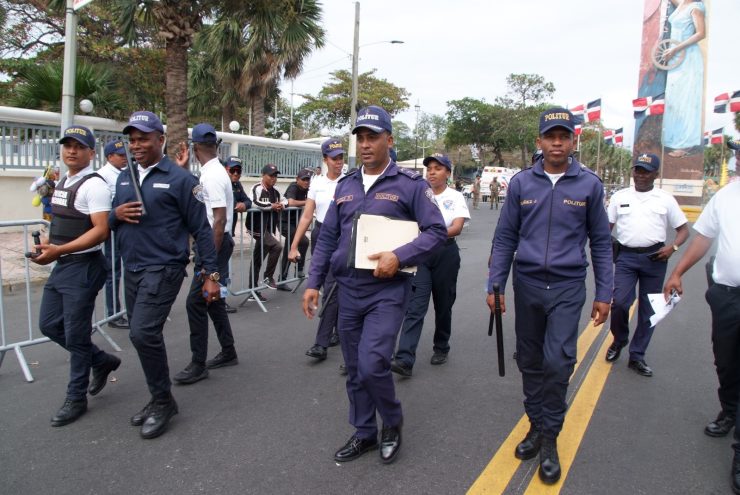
left=414, top=102, right=420, bottom=170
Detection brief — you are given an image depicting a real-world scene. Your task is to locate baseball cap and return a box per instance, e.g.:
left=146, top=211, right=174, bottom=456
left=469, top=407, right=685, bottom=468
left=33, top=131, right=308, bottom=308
left=59, top=125, right=95, bottom=149
left=539, top=107, right=576, bottom=134
left=123, top=111, right=165, bottom=134
left=191, top=123, right=219, bottom=144
left=633, top=153, right=660, bottom=172
left=104, top=140, right=126, bottom=157
left=261, top=164, right=280, bottom=176
left=321, top=138, right=344, bottom=158
left=423, top=153, right=452, bottom=171
left=351, top=105, right=393, bottom=135
left=389, top=147, right=397, bottom=162
left=225, top=156, right=243, bottom=168
left=297, top=168, right=313, bottom=180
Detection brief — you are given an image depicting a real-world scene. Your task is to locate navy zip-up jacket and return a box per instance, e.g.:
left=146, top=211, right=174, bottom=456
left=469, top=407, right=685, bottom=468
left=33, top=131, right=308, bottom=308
left=109, top=155, right=218, bottom=273
left=307, top=162, right=447, bottom=296
left=488, top=157, right=613, bottom=303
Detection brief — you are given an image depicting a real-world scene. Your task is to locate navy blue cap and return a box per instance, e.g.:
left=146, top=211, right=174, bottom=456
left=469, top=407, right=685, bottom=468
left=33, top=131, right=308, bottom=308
left=321, top=138, right=344, bottom=158
left=423, top=153, right=452, bottom=171
left=104, top=140, right=126, bottom=157
left=225, top=156, right=242, bottom=169
left=539, top=107, right=575, bottom=134
left=261, top=164, right=280, bottom=176
left=352, top=105, right=393, bottom=134
left=633, top=153, right=660, bottom=172
left=728, top=139, right=740, bottom=151
left=123, top=111, right=165, bottom=134
left=191, top=123, right=219, bottom=144
left=59, top=125, right=95, bottom=149
left=389, top=148, right=397, bottom=162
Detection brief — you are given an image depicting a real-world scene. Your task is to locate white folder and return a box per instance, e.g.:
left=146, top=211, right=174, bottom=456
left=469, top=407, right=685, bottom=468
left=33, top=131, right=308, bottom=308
left=352, top=214, right=419, bottom=274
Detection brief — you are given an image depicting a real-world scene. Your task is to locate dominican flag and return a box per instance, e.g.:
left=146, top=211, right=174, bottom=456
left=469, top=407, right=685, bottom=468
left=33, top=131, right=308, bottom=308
left=714, top=91, right=740, bottom=113
left=633, top=93, right=665, bottom=117
left=710, top=127, right=724, bottom=145
left=603, top=129, right=614, bottom=144
left=614, top=128, right=624, bottom=145
left=586, top=99, right=601, bottom=122
left=569, top=108, right=585, bottom=136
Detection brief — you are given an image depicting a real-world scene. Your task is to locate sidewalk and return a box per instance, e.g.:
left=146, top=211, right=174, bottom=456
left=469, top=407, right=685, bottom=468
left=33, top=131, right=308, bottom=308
left=0, top=229, right=53, bottom=292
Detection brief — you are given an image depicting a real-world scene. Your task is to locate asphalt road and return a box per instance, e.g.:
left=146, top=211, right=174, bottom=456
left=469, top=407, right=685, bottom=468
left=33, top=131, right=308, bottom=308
left=0, top=202, right=731, bottom=495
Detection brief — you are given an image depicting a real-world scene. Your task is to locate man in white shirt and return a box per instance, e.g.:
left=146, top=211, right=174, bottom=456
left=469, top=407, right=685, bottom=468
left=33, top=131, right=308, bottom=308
left=606, top=153, right=688, bottom=376
left=174, top=123, right=238, bottom=385
left=32, top=125, right=118, bottom=427
left=98, top=140, right=129, bottom=329
left=664, top=178, right=740, bottom=494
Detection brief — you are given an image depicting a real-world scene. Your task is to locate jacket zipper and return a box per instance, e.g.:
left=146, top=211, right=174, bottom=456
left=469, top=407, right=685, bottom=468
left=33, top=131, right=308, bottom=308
left=543, top=179, right=556, bottom=289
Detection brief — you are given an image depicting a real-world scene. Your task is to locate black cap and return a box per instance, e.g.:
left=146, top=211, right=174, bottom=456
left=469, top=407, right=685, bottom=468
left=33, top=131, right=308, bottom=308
left=261, top=164, right=280, bottom=176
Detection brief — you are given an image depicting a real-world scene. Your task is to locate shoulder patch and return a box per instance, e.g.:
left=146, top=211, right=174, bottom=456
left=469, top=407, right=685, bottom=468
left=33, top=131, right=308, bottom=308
left=398, top=167, right=422, bottom=180
left=192, top=184, right=205, bottom=203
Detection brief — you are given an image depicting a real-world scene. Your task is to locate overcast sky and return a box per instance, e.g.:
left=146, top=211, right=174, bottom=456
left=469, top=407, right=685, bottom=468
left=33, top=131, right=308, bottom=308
left=280, top=0, right=739, bottom=149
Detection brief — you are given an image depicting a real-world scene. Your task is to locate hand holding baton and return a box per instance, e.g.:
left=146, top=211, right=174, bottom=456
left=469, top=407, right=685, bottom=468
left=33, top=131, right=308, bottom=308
left=492, top=283, right=505, bottom=377
left=317, top=282, right=337, bottom=319
left=24, top=230, right=42, bottom=258
left=122, top=141, right=147, bottom=216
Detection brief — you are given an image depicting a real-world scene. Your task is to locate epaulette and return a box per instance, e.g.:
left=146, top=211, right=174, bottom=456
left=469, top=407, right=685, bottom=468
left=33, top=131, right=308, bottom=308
left=397, top=167, right=423, bottom=180
left=580, top=164, right=604, bottom=183
left=338, top=168, right=359, bottom=182
left=511, top=166, right=530, bottom=179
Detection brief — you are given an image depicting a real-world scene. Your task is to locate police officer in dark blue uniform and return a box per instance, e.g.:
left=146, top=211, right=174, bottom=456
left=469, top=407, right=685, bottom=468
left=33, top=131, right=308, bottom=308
left=302, top=105, right=447, bottom=464
left=34, top=125, right=119, bottom=427
left=110, top=111, right=220, bottom=439
left=487, top=108, right=613, bottom=484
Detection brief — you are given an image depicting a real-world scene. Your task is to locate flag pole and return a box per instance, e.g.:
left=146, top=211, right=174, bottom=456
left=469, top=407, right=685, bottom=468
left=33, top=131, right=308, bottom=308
left=596, top=128, right=602, bottom=177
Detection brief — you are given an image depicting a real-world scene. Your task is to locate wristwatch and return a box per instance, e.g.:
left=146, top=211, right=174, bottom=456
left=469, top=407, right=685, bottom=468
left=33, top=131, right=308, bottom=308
left=672, top=245, right=679, bottom=252
left=208, top=272, right=220, bottom=282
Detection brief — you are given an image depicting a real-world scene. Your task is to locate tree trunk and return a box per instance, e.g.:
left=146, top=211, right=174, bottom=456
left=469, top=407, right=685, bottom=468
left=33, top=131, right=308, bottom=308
left=252, top=95, right=266, bottom=137
left=164, top=39, right=189, bottom=158
left=222, top=104, right=235, bottom=132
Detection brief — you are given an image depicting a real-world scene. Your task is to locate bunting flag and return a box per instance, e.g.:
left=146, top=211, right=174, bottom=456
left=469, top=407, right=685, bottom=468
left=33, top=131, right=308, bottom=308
left=710, top=127, right=724, bottom=145
left=614, top=128, right=624, bottom=145
left=633, top=93, right=665, bottom=117
left=714, top=91, right=740, bottom=113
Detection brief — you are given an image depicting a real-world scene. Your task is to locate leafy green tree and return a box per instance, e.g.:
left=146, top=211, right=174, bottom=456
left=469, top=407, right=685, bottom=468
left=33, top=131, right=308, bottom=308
left=299, top=69, right=410, bottom=132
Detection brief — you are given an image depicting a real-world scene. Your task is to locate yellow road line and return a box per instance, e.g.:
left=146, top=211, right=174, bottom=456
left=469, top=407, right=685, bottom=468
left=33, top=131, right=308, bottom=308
left=523, top=334, right=613, bottom=494
left=466, top=319, right=604, bottom=495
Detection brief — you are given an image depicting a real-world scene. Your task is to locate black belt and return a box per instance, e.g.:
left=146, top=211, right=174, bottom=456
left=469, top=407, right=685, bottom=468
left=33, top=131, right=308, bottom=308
left=714, top=283, right=740, bottom=294
left=57, top=251, right=103, bottom=264
left=618, top=242, right=664, bottom=254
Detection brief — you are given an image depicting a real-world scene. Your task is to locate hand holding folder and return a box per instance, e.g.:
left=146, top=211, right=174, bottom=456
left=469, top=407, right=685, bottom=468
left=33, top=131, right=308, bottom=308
left=350, top=214, right=419, bottom=274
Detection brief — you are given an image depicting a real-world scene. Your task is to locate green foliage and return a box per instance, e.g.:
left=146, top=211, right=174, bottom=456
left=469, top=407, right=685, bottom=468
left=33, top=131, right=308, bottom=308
left=298, top=69, right=410, bottom=132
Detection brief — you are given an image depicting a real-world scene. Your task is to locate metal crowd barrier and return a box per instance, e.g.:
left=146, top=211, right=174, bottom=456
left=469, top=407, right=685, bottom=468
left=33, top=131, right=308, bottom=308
left=229, top=206, right=311, bottom=312
left=0, top=220, right=123, bottom=382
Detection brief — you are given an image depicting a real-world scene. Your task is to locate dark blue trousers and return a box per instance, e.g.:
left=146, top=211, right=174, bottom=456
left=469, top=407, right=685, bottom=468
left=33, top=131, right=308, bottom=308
left=338, top=280, right=411, bottom=439
left=395, top=240, right=460, bottom=367
left=104, top=236, right=123, bottom=316
left=187, top=234, right=236, bottom=364
left=126, top=265, right=186, bottom=400
left=311, top=222, right=338, bottom=348
left=39, top=253, right=109, bottom=400
left=610, top=251, right=667, bottom=361
left=705, top=283, right=740, bottom=451
left=514, top=280, right=585, bottom=438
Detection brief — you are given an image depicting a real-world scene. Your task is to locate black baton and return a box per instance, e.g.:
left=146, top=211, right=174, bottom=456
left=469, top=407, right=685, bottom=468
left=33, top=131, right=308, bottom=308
left=318, top=282, right=337, bottom=319
left=493, top=283, right=505, bottom=377
left=123, top=141, right=147, bottom=216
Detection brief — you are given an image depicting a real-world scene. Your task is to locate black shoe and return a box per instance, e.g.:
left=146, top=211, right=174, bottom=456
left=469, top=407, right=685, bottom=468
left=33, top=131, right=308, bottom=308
left=628, top=359, right=653, bottom=377
left=263, top=277, right=278, bottom=290
left=339, top=363, right=347, bottom=375
left=605, top=341, right=625, bottom=362
left=380, top=424, right=402, bottom=464
left=305, top=344, right=327, bottom=361
left=173, top=362, right=209, bottom=384
left=705, top=412, right=736, bottom=437
left=430, top=352, right=448, bottom=365
left=51, top=399, right=87, bottom=427
left=131, top=400, right=154, bottom=426
left=224, top=303, right=237, bottom=314
left=328, top=332, right=340, bottom=347
left=88, top=355, right=121, bottom=396
left=247, top=293, right=267, bottom=302
left=732, top=452, right=740, bottom=494
left=539, top=437, right=561, bottom=484
left=140, top=396, right=178, bottom=439
left=515, top=424, right=542, bottom=460
left=390, top=359, right=412, bottom=377
left=206, top=350, right=238, bottom=369
left=334, top=435, right=378, bottom=462
left=107, top=316, right=129, bottom=329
